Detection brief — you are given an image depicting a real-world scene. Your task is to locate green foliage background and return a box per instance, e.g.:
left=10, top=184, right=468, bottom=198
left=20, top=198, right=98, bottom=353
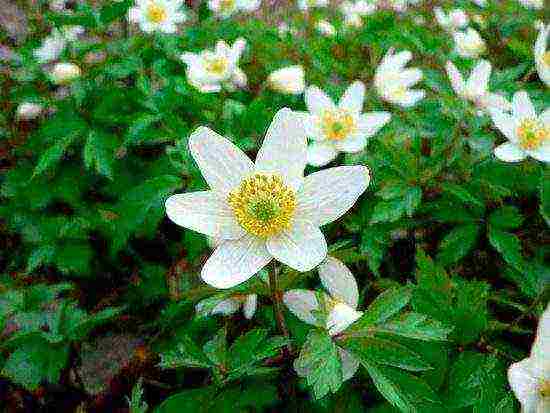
left=0, top=0, right=548, bottom=411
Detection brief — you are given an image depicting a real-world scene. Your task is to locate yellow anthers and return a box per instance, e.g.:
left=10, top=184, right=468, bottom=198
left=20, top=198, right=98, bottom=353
left=540, top=380, right=550, bottom=398
left=516, top=118, right=548, bottom=151
left=320, top=109, right=356, bottom=141
left=146, top=3, right=168, bottom=24
left=205, top=56, right=229, bottom=76
left=228, top=174, right=296, bottom=238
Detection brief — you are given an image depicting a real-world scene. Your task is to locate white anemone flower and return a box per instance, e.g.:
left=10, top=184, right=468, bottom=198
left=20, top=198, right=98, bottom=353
left=128, top=0, right=187, bottom=34
left=489, top=91, right=549, bottom=163
left=196, top=294, right=258, bottom=319
left=208, top=0, right=261, bottom=19
left=298, top=0, right=329, bottom=11
left=453, top=28, right=486, bottom=59
left=267, top=65, right=305, bottom=95
left=374, top=48, right=425, bottom=107
left=298, top=81, right=391, bottom=166
left=535, top=24, right=550, bottom=88
left=434, top=7, right=469, bottom=33
left=508, top=304, right=549, bottom=413
left=446, top=60, right=511, bottom=114
left=165, top=109, right=370, bottom=289
left=518, top=0, right=543, bottom=9
left=340, top=1, right=376, bottom=28
left=283, top=257, right=363, bottom=381
left=181, top=38, right=247, bottom=93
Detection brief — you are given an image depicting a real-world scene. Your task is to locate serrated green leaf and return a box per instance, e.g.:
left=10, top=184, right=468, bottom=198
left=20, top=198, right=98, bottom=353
left=376, top=312, right=452, bottom=341
left=159, top=335, right=212, bottom=369
left=436, top=224, right=479, bottom=266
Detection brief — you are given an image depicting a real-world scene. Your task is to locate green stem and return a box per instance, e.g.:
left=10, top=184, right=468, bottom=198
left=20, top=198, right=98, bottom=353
left=269, top=261, right=292, bottom=354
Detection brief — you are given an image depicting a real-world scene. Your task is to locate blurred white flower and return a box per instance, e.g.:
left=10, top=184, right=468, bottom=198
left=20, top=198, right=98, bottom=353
left=490, top=91, right=549, bottom=163
left=50, top=62, right=81, bottom=84
left=50, top=0, right=68, bottom=11
left=267, top=65, right=305, bottom=95
left=446, top=60, right=510, bottom=114
left=16, top=102, right=43, bottom=120
left=535, top=23, right=550, bottom=87
left=374, top=48, right=425, bottom=107
left=128, top=0, right=187, bottom=34
left=297, top=81, right=391, bottom=166
left=165, top=109, right=369, bottom=288
left=316, top=20, right=336, bottom=37
left=298, top=0, right=329, bottom=11
left=196, top=294, right=258, bottom=319
left=517, top=0, right=543, bottom=9
left=434, top=7, right=469, bottom=33
left=283, top=257, right=363, bottom=380
left=508, top=304, right=550, bottom=412
left=181, top=38, right=247, bottom=93
left=33, top=26, right=84, bottom=64
left=340, top=0, right=376, bottom=28
left=471, top=0, right=486, bottom=6
left=208, top=0, right=261, bottom=18
left=453, top=28, right=486, bottom=59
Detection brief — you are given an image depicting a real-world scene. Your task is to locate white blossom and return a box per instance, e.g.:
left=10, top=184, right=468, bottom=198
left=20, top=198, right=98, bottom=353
left=128, top=0, right=187, bottom=34
left=453, top=28, right=486, bottom=59
left=316, top=20, right=337, bottom=37
left=434, top=7, right=469, bottom=33
left=535, top=23, right=550, bottom=88
left=196, top=294, right=258, bottom=319
left=267, top=66, right=305, bottom=95
left=50, top=62, right=81, bottom=84
left=208, top=0, right=261, bottom=19
left=16, top=102, right=43, bottom=120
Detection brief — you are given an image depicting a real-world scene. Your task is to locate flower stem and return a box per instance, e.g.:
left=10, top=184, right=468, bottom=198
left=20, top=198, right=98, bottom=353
left=269, top=261, right=292, bottom=355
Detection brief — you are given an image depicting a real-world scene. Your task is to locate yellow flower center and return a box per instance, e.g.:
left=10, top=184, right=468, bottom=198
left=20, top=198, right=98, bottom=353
left=146, top=3, right=167, bottom=24
left=543, top=51, right=550, bottom=68
left=205, top=56, right=229, bottom=76
left=228, top=174, right=296, bottom=238
left=540, top=380, right=550, bottom=398
left=320, top=109, right=356, bottom=141
left=219, top=0, right=236, bottom=11
left=516, top=118, right=548, bottom=151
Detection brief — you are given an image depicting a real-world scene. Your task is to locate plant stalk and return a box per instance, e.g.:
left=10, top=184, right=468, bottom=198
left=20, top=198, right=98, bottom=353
left=269, top=261, right=292, bottom=355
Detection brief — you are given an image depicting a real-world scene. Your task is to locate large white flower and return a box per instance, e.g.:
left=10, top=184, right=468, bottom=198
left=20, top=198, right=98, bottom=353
left=489, top=91, right=549, bottom=163
left=128, top=0, right=187, bottom=34
left=208, top=0, right=261, bottom=18
left=453, top=28, right=486, bottom=59
left=434, top=7, right=469, bottom=33
left=298, top=81, right=391, bottom=166
left=283, top=257, right=363, bottom=381
left=165, top=109, right=370, bottom=289
left=196, top=293, right=258, bottom=319
left=508, top=304, right=549, bottom=413
left=535, top=24, right=550, bottom=88
left=181, top=39, right=247, bottom=93
left=374, top=48, right=425, bottom=107
left=446, top=60, right=510, bottom=114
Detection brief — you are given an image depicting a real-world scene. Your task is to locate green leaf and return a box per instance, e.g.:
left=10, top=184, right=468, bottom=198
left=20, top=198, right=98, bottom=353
left=370, top=199, right=407, bottom=224
left=294, top=329, right=342, bottom=399
left=127, top=378, right=148, bottom=413
left=436, top=224, right=479, bottom=266
left=404, top=187, right=422, bottom=217
left=540, top=167, right=550, bottom=226
left=156, top=386, right=217, bottom=413
left=32, top=133, right=79, bottom=178
left=83, top=130, right=117, bottom=179
left=350, top=286, right=412, bottom=330
left=159, top=335, right=212, bottom=369
left=488, top=206, right=524, bottom=230
left=375, top=312, right=453, bottom=341
left=440, top=183, right=485, bottom=210
left=488, top=227, right=525, bottom=271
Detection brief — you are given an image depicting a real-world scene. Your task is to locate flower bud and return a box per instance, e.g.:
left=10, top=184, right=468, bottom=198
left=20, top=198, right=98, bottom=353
left=50, top=62, right=81, bottom=84
left=16, top=102, right=43, bottom=120
left=267, top=65, right=305, bottom=95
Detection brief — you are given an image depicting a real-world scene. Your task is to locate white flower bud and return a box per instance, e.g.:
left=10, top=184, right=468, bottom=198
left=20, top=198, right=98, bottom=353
left=50, top=62, right=81, bottom=84
left=267, top=65, right=305, bottom=95
left=16, top=102, right=43, bottom=120
left=315, top=20, right=336, bottom=37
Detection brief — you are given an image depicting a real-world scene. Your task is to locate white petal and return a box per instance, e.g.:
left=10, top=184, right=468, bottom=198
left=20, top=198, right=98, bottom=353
left=353, top=112, right=391, bottom=138
left=305, top=86, right=336, bottom=115
left=189, top=127, right=254, bottom=198
left=490, top=109, right=517, bottom=142
left=282, top=289, right=320, bottom=326
left=466, top=59, right=491, bottom=97
left=307, top=141, right=338, bottom=166
left=508, top=358, right=541, bottom=412
left=201, top=235, right=272, bottom=289
left=128, top=7, right=141, bottom=22
left=319, top=256, right=359, bottom=308
left=230, top=38, right=246, bottom=62
left=296, top=165, right=370, bottom=226
left=333, top=134, right=367, bottom=153
left=531, top=304, right=550, bottom=363
left=399, top=68, right=423, bottom=87
left=338, top=348, right=360, bottom=381
left=399, top=89, right=426, bottom=107
left=446, top=61, right=465, bottom=94
left=255, top=108, right=307, bottom=190
left=211, top=298, right=241, bottom=315
left=243, top=294, right=257, bottom=319
left=494, top=143, right=527, bottom=162
left=165, top=191, right=244, bottom=240
left=512, top=91, right=536, bottom=119
left=529, top=143, right=550, bottom=162
left=327, top=302, right=363, bottom=336
left=338, top=81, right=366, bottom=114
left=540, top=108, right=550, bottom=125
left=482, top=93, right=511, bottom=112
left=266, top=220, right=327, bottom=272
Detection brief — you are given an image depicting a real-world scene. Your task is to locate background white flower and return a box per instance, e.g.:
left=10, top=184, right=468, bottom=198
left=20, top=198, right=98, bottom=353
left=298, top=81, right=391, bottom=166
left=535, top=23, right=550, bottom=87
left=517, top=0, right=543, bottom=9
left=50, top=62, right=81, bottom=84
left=508, top=304, right=549, bottom=412
left=453, top=28, right=486, bottom=59
left=165, top=109, right=370, bottom=289
left=316, top=20, right=337, bottom=37
left=374, top=48, right=425, bottom=107
left=267, top=66, right=305, bottom=95
left=340, top=1, right=376, bottom=28
left=16, top=102, right=43, bottom=120
left=298, top=0, right=329, bottom=11
left=128, top=0, right=187, bottom=34
left=490, top=91, right=549, bottom=163
left=196, top=294, right=258, bottom=319
left=283, top=257, right=363, bottom=381
left=208, top=0, right=261, bottom=19
left=181, top=38, right=247, bottom=93
left=434, top=7, right=469, bottom=33
left=446, top=60, right=510, bottom=113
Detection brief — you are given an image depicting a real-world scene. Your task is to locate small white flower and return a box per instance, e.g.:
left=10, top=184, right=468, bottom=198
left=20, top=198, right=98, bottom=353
left=316, top=20, right=337, bottom=37
left=453, top=28, right=486, bottom=59
left=517, top=0, right=543, bottom=9
left=33, top=26, right=84, bottom=64
left=50, top=0, right=68, bottom=11
left=196, top=294, right=258, bottom=319
left=535, top=23, right=550, bottom=88
left=446, top=60, right=510, bottom=114
left=298, top=81, right=391, bottom=166
left=434, top=7, right=469, bottom=33
left=374, top=48, right=425, bottom=107
left=490, top=91, right=549, bottom=163
left=298, top=0, right=329, bottom=11
left=128, top=0, right=187, bottom=34
left=267, top=65, right=305, bottom=95
left=165, top=109, right=370, bottom=289
left=181, top=38, right=247, bottom=93
left=50, top=62, right=81, bottom=84
left=340, top=1, right=376, bottom=28
left=208, top=0, right=261, bottom=18
left=508, top=304, right=550, bottom=412
left=283, top=257, right=363, bottom=381
left=16, top=102, right=43, bottom=120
